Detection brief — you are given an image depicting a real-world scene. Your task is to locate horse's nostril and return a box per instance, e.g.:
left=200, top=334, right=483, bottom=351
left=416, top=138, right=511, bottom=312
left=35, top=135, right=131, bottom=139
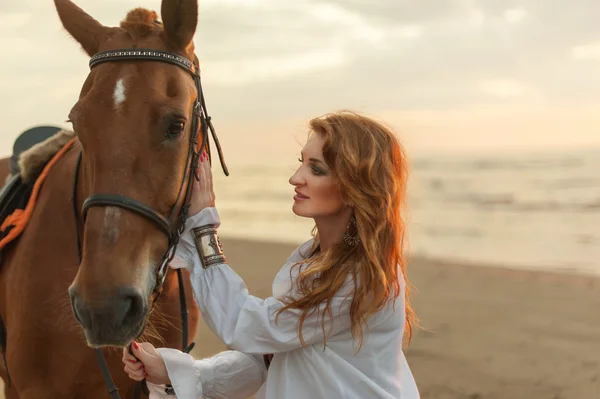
left=69, top=287, right=91, bottom=329
left=114, top=287, right=146, bottom=325
left=68, top=285, right=147, bottom=345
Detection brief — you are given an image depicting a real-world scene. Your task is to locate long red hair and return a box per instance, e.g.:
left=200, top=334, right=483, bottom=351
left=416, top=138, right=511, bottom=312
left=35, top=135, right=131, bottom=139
left=276, top=111, right=417, bottom=350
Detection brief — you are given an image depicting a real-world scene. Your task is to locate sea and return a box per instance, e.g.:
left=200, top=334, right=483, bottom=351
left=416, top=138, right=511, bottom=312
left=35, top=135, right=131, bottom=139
left=212, top=147, right=600, bottom=277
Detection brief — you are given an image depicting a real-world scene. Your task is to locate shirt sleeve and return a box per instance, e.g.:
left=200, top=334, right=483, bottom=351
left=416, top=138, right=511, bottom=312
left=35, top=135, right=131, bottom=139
left=172, top=207, right=356, bottom=354
left=146, top=381, right=173, bottom=399
left=148, top=348, right=267, bottom=399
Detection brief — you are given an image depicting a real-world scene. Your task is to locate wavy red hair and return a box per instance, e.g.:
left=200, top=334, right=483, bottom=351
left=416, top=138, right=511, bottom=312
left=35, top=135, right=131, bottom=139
left=276, top=111, right=417, bottom=350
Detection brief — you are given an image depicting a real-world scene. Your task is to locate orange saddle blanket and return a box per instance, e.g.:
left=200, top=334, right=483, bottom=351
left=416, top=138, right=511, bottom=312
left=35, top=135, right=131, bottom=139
left=0, top=137, right=75, bottom=252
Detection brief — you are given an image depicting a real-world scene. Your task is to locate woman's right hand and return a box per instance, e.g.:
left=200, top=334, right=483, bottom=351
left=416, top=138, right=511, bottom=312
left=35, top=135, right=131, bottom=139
left=122, top=341, right=171, bottom=386
left=188, top=149, right=216, bottom=216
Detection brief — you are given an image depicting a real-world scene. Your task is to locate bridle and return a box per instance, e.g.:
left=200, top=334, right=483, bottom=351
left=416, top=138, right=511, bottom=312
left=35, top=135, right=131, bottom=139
left=73, top=48, right=229, bottom=295
left=70, top=48, right=228, bottom=398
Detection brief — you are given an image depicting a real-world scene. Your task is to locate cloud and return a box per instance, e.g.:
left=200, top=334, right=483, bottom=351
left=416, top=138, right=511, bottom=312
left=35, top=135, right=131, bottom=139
left=477, top=78, right=545, bottom=103
left=309, top=0, right=460, bottom=26
left=192, top=1, right=391, bottom=83
left=3, top=1, right=599, bottom=101
left=0, top=0, right=599, bottom=157
left=572, top=41, right=600, bottom=60
left=504, top=6, right=528, bottom=23
left=479, top=79, right=526, bottom=99
left=0, top=11, right=31, bottom=29
left=205, top=49, right=347, bottom=85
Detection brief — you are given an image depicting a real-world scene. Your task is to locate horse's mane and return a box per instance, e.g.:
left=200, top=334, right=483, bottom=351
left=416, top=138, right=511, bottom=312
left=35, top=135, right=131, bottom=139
left=120, top=8, right=161, bottom=40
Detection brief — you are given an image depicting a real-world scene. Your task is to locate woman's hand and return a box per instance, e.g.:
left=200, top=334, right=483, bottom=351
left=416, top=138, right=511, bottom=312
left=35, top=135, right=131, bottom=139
left=188, top=149, right=216, bottom=216
left=122, top=341, right=171, bottom=386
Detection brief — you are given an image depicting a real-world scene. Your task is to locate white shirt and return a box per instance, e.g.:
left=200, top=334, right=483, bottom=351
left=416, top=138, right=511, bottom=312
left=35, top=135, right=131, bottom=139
left=148, top=208, right=420, bottom=399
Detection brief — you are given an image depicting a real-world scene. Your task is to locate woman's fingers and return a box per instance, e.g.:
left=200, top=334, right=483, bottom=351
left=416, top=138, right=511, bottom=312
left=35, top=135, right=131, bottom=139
left=204, top=153, right=213, bottom=184
left=127, top=369, right=147, bottom=381
left=206, top=153, right=214, bottom=200
left=122, top=346, right=136, bottom=362
left=122, top=345, right=147, bottom=382
left=122, top=350, right=142, bottom=370
left=124, top=362, right=147, bottom=380
left=124, top=361, right=145, bottom=373
left=199, top=153, right=209, bottom=189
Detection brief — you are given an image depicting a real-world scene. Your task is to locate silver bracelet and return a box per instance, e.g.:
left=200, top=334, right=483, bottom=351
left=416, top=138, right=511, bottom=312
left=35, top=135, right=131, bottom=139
left=192, top=225, right=226, bottom=268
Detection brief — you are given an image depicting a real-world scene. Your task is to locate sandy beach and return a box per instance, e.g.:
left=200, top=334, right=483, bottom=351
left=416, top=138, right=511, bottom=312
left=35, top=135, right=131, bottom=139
left=1, top=237, right=599, bottom=398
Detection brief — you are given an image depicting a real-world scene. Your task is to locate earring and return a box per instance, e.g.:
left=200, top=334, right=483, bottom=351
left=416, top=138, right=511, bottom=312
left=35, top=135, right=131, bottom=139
left=344, top=216, right=360, bottom=247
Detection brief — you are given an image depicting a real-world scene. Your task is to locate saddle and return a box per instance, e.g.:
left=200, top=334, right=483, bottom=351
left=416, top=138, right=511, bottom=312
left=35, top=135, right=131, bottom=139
left=0, top=126, right=74, bottom=260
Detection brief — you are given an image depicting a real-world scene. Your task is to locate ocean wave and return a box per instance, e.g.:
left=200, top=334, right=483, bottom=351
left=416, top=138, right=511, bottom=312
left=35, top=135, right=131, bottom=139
left=412, top=150, right=599, bottom=172
left=423, top=193, right=600, bottom=213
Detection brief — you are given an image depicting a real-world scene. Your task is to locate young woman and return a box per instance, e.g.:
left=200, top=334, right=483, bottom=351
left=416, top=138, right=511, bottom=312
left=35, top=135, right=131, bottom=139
left=123, top=111, right=420, bottom=398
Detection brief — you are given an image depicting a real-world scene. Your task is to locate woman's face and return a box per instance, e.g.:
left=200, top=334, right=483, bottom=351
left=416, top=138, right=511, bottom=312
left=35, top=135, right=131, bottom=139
left=289, top=134, right=345, bottom=219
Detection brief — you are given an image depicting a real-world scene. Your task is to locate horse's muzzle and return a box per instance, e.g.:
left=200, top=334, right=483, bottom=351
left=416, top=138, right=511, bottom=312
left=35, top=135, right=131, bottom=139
left=68, top=286, right=148, bottom=346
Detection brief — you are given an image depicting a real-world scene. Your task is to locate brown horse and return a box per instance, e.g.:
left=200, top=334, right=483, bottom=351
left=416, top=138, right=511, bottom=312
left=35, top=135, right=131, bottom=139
left=0, top=0, right=228, bottom=396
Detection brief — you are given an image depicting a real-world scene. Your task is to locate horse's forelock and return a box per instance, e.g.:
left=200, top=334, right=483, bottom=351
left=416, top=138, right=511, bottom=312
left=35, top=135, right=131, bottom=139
left=119, top=8, right=161, bottom=40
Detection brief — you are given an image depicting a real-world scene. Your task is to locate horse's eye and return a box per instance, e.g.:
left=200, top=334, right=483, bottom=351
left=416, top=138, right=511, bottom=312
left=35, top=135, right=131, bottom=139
left=167, top=122, right=185, bottom=139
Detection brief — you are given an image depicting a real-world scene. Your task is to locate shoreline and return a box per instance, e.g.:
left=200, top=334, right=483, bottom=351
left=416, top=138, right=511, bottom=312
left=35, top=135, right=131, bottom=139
left=219, top=233, right=600, bottom=279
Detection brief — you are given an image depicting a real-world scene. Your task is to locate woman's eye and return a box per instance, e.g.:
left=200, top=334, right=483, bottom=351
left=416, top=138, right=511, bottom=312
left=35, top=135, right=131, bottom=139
left=311, top=166, right=322, bottom=175
left=298, top=157, right=303, bottom=163
left=167, top=122, right=185, bottom=139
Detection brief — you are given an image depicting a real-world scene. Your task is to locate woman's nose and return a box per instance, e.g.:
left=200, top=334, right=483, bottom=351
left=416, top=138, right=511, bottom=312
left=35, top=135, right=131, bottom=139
left=289, top=167, right=304, bottom=186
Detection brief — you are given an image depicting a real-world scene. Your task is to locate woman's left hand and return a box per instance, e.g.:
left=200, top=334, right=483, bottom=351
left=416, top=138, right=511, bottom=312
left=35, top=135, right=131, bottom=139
left=188, top=149, right=216, bottom=216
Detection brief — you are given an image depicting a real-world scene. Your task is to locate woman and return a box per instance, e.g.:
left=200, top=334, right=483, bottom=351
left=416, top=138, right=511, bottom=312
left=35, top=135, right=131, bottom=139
left=123, top=111, right=420, bottom=398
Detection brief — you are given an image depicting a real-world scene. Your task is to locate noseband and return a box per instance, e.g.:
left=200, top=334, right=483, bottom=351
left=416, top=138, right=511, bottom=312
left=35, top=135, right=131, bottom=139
left=72, top=49, right=228, bottom=297
left=70, top=49, right=229, bottom=398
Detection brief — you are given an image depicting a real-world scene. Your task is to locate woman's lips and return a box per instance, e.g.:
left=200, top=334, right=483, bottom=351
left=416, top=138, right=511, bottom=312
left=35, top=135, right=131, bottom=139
left=294, top=191, right=309, bottom=201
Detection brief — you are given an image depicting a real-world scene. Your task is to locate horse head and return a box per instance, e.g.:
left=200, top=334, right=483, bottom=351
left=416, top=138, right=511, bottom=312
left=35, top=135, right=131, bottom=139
left=54, top=0, right=220, bottom=348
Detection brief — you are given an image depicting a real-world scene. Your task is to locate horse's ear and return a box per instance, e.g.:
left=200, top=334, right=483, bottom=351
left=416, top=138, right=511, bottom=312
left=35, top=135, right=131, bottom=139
left=54, top=0, right=107, bottom=56
left=160, top=0, right=198, bottom=51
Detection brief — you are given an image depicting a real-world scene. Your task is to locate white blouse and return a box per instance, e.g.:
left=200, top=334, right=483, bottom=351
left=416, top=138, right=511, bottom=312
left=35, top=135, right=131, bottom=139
left=147, top=208, right=420, bottom=399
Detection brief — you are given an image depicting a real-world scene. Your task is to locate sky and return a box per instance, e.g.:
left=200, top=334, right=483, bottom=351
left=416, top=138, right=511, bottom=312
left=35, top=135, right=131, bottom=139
left=1, top=0, right=599, bottom=165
